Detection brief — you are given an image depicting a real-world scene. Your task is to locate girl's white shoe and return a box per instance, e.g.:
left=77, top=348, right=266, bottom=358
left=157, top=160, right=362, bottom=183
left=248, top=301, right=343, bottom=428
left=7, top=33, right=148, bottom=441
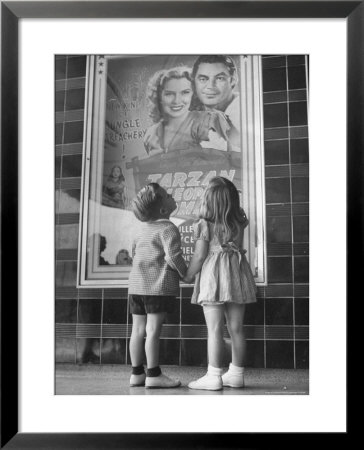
left=222, top=363, right=245, bottom=388
left=188, top=374, right=223, bottom=391
left=188, top=365, right=223, bottom=391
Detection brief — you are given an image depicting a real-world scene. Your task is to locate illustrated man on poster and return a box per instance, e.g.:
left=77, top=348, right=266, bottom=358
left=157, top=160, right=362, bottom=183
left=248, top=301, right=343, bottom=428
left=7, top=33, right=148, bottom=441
left=192, top=55, right=241, bottom=150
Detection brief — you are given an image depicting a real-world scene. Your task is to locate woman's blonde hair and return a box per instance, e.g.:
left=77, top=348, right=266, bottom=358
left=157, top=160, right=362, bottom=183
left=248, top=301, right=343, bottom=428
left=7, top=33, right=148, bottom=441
left=146, top=66, right=197, bottom=123
left=199, top=176, right=248, bottom=243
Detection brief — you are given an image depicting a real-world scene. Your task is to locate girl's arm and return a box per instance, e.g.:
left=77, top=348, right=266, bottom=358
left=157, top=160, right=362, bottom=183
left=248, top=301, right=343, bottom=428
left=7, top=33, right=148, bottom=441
left=183, top=239, right=209, bottom=283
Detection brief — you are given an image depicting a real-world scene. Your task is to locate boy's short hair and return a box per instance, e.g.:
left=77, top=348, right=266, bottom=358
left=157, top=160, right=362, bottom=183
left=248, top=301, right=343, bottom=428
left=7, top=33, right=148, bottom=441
left=131, top=183, right=163, bottom=222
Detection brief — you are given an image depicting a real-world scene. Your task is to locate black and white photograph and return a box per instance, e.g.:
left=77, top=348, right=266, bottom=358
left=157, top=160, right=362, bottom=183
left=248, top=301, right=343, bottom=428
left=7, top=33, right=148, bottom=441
left=55, top=53, right=309, bottom=395
left=1, top=2, right=353, bottom=444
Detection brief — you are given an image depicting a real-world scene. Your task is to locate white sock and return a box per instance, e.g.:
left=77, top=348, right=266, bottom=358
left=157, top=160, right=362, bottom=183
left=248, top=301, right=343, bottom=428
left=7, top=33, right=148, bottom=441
left=228, top=363, right=244, bottom=375
left=207, top=365, right=223, bottom=376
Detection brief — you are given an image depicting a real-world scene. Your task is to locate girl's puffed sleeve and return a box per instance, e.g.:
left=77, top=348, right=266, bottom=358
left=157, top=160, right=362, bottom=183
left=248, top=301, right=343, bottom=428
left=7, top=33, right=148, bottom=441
left=193, top=219, right=210, bottom=242
left=191, top=111, right=230, bottom=142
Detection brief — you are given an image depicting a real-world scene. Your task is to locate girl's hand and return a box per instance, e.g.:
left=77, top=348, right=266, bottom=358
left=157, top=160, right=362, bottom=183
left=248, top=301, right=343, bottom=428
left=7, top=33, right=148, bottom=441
left=183, top=274, right=194, bottom=284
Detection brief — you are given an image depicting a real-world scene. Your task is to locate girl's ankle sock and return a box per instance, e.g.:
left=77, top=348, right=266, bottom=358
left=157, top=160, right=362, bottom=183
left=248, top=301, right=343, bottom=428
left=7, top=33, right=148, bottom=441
left=132, top=364, right=145, bottom=375
left=207, top=365, right=223, bottom=376
left=228, top=363, right=244, bottom=375
left=146, top=366, right=162, bottom=377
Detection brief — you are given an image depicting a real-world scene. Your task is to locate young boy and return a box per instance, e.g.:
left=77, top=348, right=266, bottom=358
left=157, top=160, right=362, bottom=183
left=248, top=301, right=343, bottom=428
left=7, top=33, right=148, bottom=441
left=128, top=183, right=187, bottom=388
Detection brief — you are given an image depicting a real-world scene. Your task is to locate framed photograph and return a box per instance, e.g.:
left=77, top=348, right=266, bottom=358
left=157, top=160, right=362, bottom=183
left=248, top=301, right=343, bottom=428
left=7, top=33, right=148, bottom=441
left=1, top=0, right=358, bottom=447
left=78, top=54, right=266, bottom=286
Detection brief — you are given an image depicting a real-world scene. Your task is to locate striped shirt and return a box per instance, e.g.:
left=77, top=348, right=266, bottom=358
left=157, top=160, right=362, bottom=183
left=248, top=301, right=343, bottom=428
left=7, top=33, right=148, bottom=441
left=128, top=219, right=187, bottom=296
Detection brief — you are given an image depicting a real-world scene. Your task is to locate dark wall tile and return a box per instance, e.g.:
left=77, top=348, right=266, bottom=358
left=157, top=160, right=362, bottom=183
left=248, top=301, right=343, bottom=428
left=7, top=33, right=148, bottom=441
left=159, top=340, right=180, bottom=365
left=164, top=299, right=181, bottom=324
left=76, top=338, right=101, bottom=363
left=264, top=139, right=289, bottom=165
left=64, top=121, right=84, bottom=144
left=290, top=139, right=309, bottom=163
left=266, top=341, right=294, bottom=368
left=295, top=298, right=309, bottom=325
left=244, top=299, right=264, bottom=325
left=264, top=91, right=287, bottom=104
left=103, top=298, right=128, bottom=324
left=65, top=89, right=85, bottom=110
left=287, top=55, right=306, bottom=66
left=56, top=299, right=77, bottom=323
left=289, top=102, right=308, bottom=126
left=78, top=299, right=102, bottom=323
left=55, top=261, right=77, bottom=287
left=245, top=340, right=265, bottom=368
left=265, top=178, right=291, bottom=204
left=294, top=257, right=309, bottom=283
left=263, top=67, right=287, bottom=92
left=101, top=339, right=126, bottom=364
left=55, top=123, right=63, bottom=145
left=264, top=127, right=289, bottom=140
left=288, top=65, right=306, bottom=89
left=292, top=177, right=309, bottom=202
left=55, top=90, right=65, bottom=112
left=55, top=58, right=66, bottom=80
left=67, top=56, right=87, bottom=78
left=62, top=155, right=83, bottom=178
left=55, top=156, right=61, bottom=178
left=267, top=216, right=292, bottom=243
left=268, top=257, right=292, bottom=283
left=265, top=298, right=293, bottom=325
left=295, top=341, right=309, bottom=369
left=181, top=301, right=205, bottom=324
left=181, top=340, right=207, bottom=366
left=293, top=216, right=309, bottom=242
left=264, top=103, right=288, bottom=128
left=262, top=56, right=286, bottom=69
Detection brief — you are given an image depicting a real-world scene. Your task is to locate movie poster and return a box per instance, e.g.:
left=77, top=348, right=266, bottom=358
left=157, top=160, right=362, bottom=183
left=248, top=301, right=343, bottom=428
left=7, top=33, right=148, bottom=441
left=78, top=55, right=266, bottom=286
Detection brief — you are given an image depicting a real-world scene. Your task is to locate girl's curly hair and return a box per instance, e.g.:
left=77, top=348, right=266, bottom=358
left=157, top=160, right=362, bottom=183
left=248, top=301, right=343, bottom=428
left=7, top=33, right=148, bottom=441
left=146, top=66, right=199, bottom=123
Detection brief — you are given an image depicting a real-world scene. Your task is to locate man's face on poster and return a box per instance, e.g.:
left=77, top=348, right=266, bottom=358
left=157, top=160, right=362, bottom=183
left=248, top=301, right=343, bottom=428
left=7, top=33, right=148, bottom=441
left=194, top=62, right=235, bottom=110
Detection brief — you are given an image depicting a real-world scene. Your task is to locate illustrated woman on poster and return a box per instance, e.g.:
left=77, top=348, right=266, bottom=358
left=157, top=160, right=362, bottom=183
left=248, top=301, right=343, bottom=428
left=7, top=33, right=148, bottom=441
left=143, top=66, right=231, bottom=156
left=102, top=165, right=127, bottom=209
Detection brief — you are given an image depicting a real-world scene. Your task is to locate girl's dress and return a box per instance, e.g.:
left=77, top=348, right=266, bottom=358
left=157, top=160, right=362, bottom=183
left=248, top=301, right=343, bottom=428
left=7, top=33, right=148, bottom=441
left=191, top=218, right=257, bottom=305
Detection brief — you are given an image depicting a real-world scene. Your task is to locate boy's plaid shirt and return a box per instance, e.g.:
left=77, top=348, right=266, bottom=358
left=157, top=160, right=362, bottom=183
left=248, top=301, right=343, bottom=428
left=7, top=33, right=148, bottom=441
left=128, top=219, right=187, bottom=296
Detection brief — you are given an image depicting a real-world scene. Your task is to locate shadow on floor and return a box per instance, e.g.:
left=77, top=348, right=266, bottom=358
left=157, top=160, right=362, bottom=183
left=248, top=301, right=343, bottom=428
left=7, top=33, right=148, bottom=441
left=56, top=364, right=309, bottom=395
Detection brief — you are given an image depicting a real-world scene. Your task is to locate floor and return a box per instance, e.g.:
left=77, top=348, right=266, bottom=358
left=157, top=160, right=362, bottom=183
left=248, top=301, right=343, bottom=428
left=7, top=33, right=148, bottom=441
left=55, top=364, right=309, bottom=395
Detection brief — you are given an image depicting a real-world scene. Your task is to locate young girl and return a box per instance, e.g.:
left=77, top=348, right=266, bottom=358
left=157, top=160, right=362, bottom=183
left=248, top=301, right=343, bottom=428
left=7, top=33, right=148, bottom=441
left=144, top=66, right=231, bottom=155
left=183, top=176, right=257, bottom=390
left=128, top=183, right=187, bottom=388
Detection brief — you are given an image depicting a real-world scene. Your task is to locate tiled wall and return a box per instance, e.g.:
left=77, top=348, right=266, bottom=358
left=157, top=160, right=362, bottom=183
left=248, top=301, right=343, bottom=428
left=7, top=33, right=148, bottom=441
left=55, top=55, right=309, bottom=369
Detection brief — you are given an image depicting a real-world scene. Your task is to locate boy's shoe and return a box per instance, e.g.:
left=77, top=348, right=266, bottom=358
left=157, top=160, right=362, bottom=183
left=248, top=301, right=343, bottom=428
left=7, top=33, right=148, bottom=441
left=188, top=374, right=223, bottom=391
left=222, top=371, right=245, bottom=388
left=145, top=373, right=181, bottom=389
left=130, top=373, right=146, bottom=387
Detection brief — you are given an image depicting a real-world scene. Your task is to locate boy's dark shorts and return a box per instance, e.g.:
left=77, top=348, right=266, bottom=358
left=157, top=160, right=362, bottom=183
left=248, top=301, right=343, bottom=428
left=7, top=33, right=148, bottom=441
left=129, top=295, right=176, bottom=315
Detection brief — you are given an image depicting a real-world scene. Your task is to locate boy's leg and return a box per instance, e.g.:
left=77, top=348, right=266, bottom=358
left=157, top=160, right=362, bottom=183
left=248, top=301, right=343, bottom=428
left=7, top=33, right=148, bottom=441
left=129, top=314, right=147, bottom=367
left=144, top=310, right=180, bottom=388
left=145, top=312, right=166, bottom=369
left=129, top=313, right=147, bottom=386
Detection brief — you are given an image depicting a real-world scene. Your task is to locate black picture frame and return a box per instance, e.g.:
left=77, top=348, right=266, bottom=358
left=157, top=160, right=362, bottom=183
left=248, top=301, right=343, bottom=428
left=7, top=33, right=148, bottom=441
left=1, top=1, right=358, bottom=448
